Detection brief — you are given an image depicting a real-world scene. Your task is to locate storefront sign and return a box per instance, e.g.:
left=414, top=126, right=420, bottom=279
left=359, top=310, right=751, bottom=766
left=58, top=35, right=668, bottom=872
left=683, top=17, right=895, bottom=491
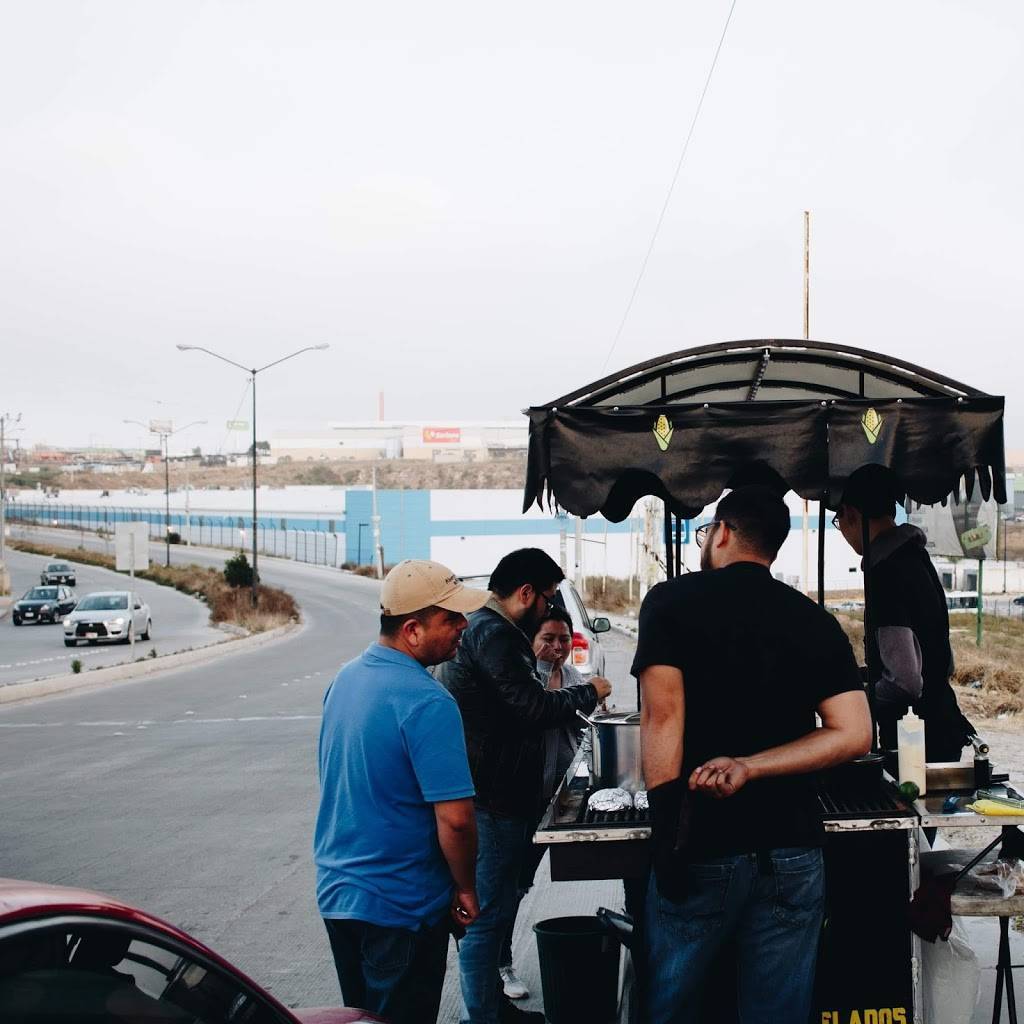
left=422, top=427, right=461, bottom=444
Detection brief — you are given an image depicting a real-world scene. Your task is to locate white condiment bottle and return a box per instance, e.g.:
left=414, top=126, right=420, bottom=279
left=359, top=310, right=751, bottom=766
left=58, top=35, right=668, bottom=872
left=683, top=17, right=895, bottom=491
left=897, top=710, right=927, bottom=796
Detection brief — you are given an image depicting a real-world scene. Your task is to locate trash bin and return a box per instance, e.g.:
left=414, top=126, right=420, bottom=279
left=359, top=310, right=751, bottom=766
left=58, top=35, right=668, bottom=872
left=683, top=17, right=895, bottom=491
left=534, top=915, right=621, bottom=1023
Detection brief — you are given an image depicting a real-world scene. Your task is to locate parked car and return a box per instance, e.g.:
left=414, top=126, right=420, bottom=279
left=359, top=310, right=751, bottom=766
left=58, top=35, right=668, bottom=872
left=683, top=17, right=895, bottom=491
left=0, top=877, right=381, bottom=1023
left=10, top=586, right=77, bottom=626
left=40, top=560, right=76, bottom=586
left=63, top=590, right=152, bottom=647
left=554, top=579, right=611, bottom=680
left=1013, top=595, right=1024, bottom=607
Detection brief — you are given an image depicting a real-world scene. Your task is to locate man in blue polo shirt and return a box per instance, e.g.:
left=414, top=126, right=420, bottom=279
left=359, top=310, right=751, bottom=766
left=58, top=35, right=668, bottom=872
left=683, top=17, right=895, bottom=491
left=315, top=559, right=489, bottom=1024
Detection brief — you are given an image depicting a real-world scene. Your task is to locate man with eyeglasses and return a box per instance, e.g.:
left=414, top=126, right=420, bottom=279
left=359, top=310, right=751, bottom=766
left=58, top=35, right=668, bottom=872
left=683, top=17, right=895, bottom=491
left=634, top=486, right=872, bottom=1024
left=437, top=548, right=612, bottom=1024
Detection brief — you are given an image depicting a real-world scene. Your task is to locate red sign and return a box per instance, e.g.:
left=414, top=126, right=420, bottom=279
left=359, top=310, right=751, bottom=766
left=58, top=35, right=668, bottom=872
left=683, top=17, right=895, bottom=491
left=422, top=427, right=461, bottom=444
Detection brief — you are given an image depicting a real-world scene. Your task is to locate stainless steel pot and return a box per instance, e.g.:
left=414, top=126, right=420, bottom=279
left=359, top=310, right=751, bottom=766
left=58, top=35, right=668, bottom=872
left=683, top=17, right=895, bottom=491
left=577, top=710, right=643, bottom=793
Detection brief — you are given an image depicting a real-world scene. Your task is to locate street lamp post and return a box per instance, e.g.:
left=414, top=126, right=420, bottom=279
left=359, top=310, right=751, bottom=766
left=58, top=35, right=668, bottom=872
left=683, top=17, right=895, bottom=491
left=124, top=418, right=207, bottom=567
left=176, top=343, right=329, bottom=607
left=1, top=412, right=22, bottom=571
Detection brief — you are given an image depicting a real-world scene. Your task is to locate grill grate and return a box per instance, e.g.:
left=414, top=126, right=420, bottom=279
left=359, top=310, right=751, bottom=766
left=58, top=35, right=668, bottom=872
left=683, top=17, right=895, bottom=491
left=817, top=784, right=914, bottom=820
left=582, top=806, right=651, bottom=827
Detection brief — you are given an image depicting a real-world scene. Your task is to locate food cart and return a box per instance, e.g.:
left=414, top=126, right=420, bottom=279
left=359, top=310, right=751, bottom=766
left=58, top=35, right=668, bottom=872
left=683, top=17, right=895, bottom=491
left=523, top=340, right=1010, bottom=1023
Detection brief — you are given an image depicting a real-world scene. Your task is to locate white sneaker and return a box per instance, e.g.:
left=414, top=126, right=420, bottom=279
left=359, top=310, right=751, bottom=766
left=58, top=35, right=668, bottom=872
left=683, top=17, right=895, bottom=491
left=499, top=965, right=530, bottom=1000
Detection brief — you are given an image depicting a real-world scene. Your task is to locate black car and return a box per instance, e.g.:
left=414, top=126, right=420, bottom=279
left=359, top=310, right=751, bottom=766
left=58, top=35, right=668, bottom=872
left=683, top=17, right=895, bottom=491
left=40, top=561, right=77, bottom=586
left=1013, top=595, right=1024, bottom=607
left=11, top=586, right=77, bottom=625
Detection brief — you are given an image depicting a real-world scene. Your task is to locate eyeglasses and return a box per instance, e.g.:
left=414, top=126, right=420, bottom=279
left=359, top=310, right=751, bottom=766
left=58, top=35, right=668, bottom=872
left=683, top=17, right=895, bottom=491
left=695, top=520, right=737, bottom=548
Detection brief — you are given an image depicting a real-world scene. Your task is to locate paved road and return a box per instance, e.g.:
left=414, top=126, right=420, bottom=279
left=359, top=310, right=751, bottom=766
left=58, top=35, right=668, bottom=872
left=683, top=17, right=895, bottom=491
left=0, top=527, right=387, bottom=1008
left=0, top=524, right=637, bottom=1013
left=1, top=546, right=225, bottom=687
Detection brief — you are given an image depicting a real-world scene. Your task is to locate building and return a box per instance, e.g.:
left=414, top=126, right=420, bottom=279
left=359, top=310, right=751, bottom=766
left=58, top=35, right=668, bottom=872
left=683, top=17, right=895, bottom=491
left=270, top=420, right=528, bottom=462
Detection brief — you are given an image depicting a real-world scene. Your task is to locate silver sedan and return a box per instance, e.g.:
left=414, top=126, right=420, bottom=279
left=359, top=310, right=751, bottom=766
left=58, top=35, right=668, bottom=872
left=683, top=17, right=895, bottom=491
left=63, top=590, right=152, bottom=647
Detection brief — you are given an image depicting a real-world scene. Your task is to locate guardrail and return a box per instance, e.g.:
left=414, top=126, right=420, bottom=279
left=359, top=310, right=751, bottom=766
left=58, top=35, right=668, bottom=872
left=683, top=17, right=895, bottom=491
left=4, top=501, right=344, bottom=568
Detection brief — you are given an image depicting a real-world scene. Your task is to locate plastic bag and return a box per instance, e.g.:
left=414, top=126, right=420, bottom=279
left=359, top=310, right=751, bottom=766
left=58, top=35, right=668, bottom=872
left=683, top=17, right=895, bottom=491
left=922, top=916, right=981, bottom=1024
left=972, top=858, right=1024, bottom=897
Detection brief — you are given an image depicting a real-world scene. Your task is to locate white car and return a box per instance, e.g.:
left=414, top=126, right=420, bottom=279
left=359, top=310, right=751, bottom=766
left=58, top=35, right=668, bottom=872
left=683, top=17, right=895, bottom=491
left=555, top=579, right=611, bottom=680
left=63, top=590, right=152, bottom=647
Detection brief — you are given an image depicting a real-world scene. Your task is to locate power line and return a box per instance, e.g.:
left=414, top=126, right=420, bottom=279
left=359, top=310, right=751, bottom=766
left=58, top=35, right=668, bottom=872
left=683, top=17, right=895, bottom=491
left=601, top=0, right=739, bottom=372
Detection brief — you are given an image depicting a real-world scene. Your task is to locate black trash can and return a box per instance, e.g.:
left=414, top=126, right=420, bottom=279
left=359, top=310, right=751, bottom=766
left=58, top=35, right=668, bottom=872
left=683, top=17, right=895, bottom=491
left=534, top=916, right=621, bottom=1023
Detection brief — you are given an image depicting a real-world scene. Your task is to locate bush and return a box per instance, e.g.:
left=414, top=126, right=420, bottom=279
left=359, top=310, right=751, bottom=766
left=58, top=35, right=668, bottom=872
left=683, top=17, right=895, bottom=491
left=224, top=552, right=254, bottom=588
left=167, top=531, right=182, bottom=545
left=71, top=659, right=82, bottom=674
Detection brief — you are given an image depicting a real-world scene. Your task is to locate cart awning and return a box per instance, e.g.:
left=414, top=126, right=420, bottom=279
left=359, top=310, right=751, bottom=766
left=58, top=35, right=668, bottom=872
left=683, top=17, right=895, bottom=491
left=523, top=341, right=1006, bottom=521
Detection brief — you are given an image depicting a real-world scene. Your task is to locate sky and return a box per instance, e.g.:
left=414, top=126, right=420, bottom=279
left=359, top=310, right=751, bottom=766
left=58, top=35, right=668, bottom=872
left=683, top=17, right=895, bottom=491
left=2, top=1, right=1022, bottom=457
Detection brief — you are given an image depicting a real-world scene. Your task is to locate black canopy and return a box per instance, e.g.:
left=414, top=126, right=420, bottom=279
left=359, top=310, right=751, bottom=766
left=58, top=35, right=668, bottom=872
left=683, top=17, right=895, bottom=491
left=524, top=340, right=1006, bottom=522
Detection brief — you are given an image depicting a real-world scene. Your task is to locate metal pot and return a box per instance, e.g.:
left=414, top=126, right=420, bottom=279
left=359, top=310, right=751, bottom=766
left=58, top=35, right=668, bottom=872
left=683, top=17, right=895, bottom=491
left=577, top=710, right=643, bottom=793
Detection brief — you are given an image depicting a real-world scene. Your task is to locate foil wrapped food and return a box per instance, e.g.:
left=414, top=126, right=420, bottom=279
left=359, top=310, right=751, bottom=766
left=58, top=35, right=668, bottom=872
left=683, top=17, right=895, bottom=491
left=588, top=788, right=633, bottom=813
left=634, top=790, right=649, bottom=811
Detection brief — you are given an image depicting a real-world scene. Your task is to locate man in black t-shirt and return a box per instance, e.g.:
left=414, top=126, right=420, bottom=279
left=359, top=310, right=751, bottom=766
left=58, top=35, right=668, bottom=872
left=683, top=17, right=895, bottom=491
left=833, top=465, right=975, bottom=761
left=634, top=486, right=871, bottom=1024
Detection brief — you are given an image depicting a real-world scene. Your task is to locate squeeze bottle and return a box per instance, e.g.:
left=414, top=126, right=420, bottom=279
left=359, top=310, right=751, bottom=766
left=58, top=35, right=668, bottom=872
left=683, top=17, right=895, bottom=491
left=897, top=710, right=927, bottom=796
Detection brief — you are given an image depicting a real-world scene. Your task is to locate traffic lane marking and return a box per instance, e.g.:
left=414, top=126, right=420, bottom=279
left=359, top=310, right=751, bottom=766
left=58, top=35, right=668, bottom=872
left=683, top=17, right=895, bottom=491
left=0, top=714, right=321, bottom=729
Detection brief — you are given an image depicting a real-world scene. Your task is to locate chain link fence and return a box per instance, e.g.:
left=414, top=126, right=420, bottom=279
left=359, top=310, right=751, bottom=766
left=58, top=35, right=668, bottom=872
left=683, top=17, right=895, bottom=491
left=5, top=501, right=344, bottom=568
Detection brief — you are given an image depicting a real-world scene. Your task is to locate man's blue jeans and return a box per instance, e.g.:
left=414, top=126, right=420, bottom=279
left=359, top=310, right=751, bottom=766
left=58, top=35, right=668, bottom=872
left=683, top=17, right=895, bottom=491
left=459, top=807, right=534, bottom=1024
left=645, top=847, right=825, bottom=1024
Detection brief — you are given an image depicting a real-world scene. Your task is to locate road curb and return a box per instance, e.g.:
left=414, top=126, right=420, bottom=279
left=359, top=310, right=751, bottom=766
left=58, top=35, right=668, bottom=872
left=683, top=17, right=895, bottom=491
left=0, top=619, right=304, bottom=706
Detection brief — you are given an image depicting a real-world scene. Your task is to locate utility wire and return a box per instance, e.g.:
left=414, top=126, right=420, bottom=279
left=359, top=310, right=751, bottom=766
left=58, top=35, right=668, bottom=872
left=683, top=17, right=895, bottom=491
left=601, top=0, right=739, bottom=372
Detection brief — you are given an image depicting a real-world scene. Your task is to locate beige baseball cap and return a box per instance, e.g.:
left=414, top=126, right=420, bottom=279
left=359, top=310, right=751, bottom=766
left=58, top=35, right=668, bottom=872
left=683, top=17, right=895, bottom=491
left=380, top=560, right=490, bottom=617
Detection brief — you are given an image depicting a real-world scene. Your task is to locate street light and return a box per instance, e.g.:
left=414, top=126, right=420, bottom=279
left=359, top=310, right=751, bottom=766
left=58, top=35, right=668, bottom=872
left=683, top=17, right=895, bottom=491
left=0, top=412, right=22, bottom=573
left=176, top=343, right=329, bottom=606
left=124, top=418, right=208, bottom=567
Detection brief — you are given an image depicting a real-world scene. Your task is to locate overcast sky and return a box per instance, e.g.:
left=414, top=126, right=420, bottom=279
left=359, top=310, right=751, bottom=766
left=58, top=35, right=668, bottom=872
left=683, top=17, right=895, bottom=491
left=2, top=1, right=1022, bottom=457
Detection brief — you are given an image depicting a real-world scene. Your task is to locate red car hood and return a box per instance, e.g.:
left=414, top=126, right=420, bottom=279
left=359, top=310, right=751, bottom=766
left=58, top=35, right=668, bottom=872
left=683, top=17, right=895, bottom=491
left=293, top=1011, right=385, bottom=1024
left=0, top=879, right=384, bottom=1023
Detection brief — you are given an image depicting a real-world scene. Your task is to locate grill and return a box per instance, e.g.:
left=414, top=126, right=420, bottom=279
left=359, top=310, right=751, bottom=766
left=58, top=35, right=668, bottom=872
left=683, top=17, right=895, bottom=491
left=76, top=622, right=109, bottom=637
left=818, top=784, right=915, bottom=821
left=583, top=805, right=651, bottom=827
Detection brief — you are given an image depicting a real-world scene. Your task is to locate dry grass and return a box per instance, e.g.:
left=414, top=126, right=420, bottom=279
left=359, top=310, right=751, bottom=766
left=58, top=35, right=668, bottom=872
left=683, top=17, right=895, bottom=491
left=834, top=610, right=1024, bottom=719
left=25, top=456, right=530, bottom=493
left=8, top=539, right=299, bottom=633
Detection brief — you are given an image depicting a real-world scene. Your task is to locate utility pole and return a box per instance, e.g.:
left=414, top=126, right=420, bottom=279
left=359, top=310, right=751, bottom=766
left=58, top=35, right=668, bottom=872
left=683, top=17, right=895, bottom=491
left=801, top=211, right=811, bottom=595
left=1, top=412, right=23, bottom=573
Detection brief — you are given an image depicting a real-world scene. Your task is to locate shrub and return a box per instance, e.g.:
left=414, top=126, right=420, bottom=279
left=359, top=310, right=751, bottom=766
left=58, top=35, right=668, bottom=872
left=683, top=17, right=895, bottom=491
left=224, top=552, right=254, bottom=588
left=71, top=659, right=82, bottom=674
left=167, top=531, right=182, bottom=545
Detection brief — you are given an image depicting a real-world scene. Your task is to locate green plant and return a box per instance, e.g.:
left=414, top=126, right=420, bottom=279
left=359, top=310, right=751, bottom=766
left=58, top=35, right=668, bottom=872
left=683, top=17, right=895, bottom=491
left=167, top=531, right=182, bottom=545
left=70, top=659, right=82, bottom=674
left=223, top=551, right=254, bottom=588
left=149, top=648, right=158, bottom=659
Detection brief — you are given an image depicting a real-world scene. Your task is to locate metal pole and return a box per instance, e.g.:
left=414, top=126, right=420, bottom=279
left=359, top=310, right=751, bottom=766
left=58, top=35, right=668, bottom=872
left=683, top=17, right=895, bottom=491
left=164, top=433, right=170, bottom=567
left=977, top=558, right=984, bottom=647
left=817, top=500, right=826, bottom=606
left=0, top=414, right=6, bottom=565
left=251, top=371, right=258, bottom=608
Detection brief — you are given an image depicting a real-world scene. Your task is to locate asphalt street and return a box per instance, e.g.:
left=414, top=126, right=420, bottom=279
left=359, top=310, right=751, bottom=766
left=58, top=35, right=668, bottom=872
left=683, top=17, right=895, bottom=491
left=0, top=525, right=636, bottom=1013
left=1, top=546, right=225, bottom=687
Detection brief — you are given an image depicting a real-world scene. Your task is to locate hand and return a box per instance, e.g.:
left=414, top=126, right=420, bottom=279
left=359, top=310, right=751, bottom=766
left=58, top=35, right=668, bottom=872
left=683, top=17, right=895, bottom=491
left=590, top=676, right=612, bottom=702
left=688, top=756, right=751, bottom=799
left=451, top=889, right=479, bottom=927
left=535, top=641, right=562, bottom=665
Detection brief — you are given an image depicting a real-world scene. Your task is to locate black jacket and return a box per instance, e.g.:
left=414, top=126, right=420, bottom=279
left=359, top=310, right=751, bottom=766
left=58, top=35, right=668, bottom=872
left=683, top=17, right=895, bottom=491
left=435, top=604, right=599, bottom=819
left=867, top=525, right=974, bottom=760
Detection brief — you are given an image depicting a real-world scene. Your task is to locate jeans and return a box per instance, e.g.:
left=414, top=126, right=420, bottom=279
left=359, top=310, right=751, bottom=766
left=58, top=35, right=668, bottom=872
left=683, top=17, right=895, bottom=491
left=324, top=914, right=450, bottom=1024
left=645, top=847, right=825, bottom=1024
left=459, top=807, right=535, bottom=1023
left=499, top=838, right=546, bottom=968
